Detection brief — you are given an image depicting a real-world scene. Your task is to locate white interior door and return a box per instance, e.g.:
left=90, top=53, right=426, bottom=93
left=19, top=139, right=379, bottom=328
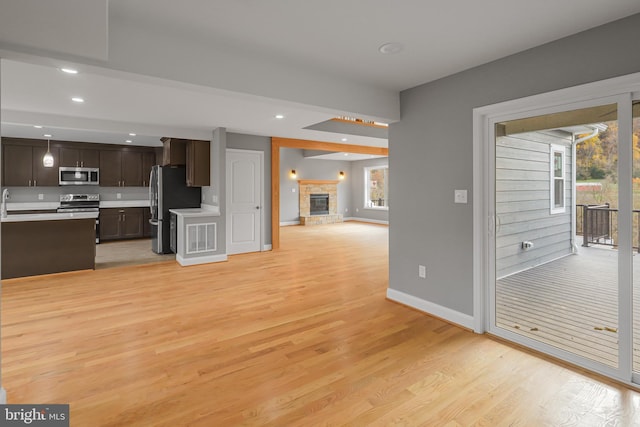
left=226, top=149, right=263, bottom=255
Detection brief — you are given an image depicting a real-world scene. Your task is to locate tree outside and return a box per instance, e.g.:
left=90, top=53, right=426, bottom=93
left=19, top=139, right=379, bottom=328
left=576, top=117, right=640, bottom=209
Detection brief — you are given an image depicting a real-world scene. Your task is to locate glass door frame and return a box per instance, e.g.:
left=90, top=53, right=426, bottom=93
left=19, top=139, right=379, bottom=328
left=473, top=72, right=640, bottom=386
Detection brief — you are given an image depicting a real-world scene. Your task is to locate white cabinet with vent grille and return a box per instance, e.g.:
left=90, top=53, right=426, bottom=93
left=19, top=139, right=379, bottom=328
left=169, top=207, right=226, bottom=266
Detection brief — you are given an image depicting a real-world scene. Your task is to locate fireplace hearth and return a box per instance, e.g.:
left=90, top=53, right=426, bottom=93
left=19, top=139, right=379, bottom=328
left=310, top=193, right=329, bottom=215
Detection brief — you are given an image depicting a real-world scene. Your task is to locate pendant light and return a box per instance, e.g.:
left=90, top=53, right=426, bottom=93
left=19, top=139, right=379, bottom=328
left=42, top=139, right=54, bottom=167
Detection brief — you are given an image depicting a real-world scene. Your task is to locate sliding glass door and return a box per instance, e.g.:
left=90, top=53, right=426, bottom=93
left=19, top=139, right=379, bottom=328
left=494, top=102, right=621, bottom=369
left=632, top=100, right=640, bottom=379
left=482, top=90, right=640, bottom=383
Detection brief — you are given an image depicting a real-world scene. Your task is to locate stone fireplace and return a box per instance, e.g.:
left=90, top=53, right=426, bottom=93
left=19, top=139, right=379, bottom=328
left=298, top=180, right=343, bottom=225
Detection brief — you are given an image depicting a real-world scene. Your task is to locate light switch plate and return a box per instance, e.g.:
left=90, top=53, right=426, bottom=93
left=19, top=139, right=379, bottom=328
left=116, top=193, right=121, bottom=200
left=454, top=190, right=467, bottom=204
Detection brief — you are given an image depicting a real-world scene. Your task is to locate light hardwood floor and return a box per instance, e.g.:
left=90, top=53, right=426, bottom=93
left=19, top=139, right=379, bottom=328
left=3, top=222, right=640, bottom=426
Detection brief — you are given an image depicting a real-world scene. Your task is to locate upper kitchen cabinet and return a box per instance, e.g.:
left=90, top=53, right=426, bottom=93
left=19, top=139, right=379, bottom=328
left=2, top=137, right=159, bottom=188
left=99, top=149, right=143, bottom=187
left=122, top=150, right=143, bottom=187
left=186, top=140, right=210, bottom=187
left=32, top=144, right=60, bottom=186
left=162, top=137, right=210, bottom=187
left=2, top=139, right=59, bottom=187
left=99, top=150, right=121, bottom=187
left=100, top=148, right=150, bottom=187
left=142, top=151, right=156, bottom=187
left=59, top=146, right=99, bottom=168
left=161, top=137, right=187, bottom=166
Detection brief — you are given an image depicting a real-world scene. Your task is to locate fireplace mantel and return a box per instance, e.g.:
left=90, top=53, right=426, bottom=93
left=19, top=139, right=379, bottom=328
left=297, top=179, right=340, bottom=185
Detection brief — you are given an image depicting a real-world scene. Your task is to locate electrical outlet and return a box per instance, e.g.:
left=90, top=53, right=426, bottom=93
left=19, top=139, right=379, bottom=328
left=38, top=193, right=44, bottom=200
left=212, top=195, right=218, bottom=203
left=116, top=193, right=121, bottom=200
left=418, top=265, right=426, bottom=279
left=345, top=208, right=348, bottom=212
left=356, top=208, right=359, bottom=212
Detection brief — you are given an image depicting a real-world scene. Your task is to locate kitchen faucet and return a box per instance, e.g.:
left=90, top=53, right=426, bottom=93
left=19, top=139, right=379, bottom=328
left=1, top=188, right=9, bottom=218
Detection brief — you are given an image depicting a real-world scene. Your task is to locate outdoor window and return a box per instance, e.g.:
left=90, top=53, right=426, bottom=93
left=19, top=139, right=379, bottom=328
left=550, top=144, right=565, bottom=214
left=365, top=166, right=388, bottom=209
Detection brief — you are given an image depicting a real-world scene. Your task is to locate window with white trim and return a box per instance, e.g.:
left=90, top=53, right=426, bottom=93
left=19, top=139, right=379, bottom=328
left=550, top=144, right=566, bottom=214
left=364, top=166, right=388, bottom=210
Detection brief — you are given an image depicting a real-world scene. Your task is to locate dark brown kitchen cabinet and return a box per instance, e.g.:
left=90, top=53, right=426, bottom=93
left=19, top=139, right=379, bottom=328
left=122, top=151, right=143, bottom=187
left=142, top=151, right=156, bottom=187
left=99, top=149, right=144, bottom=187
left=186, top=140, right=210, bottom=187
left=161, top=137, right=187, bottom=166
left=3, top=144, right=32, bottom=186
left=2, top=141, right=59, bottom=187
left=2, top=137, right=158, bottom=188
left=59, top=147, right=99, bottom=168
left=99, top=150, right=122, bottom=187
left=31, top=144, right=60, bottom=186
left=161, top=137, right=210, bottom=187
left=143, top=208, right=152, bottom=237
left=99, top=209, right=122, bottom=240
left=99, top=208, right=144, bottom=241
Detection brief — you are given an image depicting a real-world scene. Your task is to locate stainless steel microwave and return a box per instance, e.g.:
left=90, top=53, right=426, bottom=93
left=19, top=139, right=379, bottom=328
left=59, top=167, right=99, bottom=186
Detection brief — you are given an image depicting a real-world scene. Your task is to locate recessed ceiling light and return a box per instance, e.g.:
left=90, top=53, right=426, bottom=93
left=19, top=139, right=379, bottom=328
left=378, top=42, right=404, bottom=55
left=275, top=114, right=285, bottom=119
left=43, top=134, right=52, bottom=138
left=71, top=97, right=84, bottom=103
left=129, top=133, right=136, bottom=136
left=33, top=125, right=43, bottom=129
left=60, top=68, right=78, bottom=74
left=341, top=138, right=348, bottom=142
left=125, top=140, right=132, bottom=143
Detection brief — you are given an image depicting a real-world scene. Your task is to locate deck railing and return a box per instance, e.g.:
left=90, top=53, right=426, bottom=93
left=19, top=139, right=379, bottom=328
left=576, top=203, right=640, bottom=252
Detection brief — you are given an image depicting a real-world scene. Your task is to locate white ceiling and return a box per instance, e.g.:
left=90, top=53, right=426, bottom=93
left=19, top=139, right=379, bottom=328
left=109, top=0, right=640, bottom=92
left=1, top=0, right=639, bottom=150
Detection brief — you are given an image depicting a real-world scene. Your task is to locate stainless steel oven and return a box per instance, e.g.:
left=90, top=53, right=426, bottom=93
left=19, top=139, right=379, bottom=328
left=59, top=167, right=99, bottom=186
left=57, top=194, right=100, bottom=243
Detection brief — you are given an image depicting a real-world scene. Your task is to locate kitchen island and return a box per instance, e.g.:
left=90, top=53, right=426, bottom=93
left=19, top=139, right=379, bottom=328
left=1, top=212, right=98, bottom=279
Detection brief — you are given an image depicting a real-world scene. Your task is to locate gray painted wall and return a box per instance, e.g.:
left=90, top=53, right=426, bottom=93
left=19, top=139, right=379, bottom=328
left=390, top=13, right=640, bottom=316
left=496, top=130, right=572, bottom=278
left=349, top=157, right=389, bottom=223
left=279, top=148, right=351, bottom=223
left=226, top=132, right=272, bottom=245
left=209, top=127, right=226, bottom=256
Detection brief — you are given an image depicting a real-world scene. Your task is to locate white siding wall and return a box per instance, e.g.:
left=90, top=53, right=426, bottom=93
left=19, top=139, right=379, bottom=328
left=496, top=130, right=573, bottom=278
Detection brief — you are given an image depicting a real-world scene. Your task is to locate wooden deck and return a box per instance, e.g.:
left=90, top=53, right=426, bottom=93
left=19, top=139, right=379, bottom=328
left=497, top=245, right=640, bottom=369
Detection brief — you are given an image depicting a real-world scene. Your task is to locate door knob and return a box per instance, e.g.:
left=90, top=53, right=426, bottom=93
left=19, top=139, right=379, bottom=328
left=256, top=206, right=260, bottom=210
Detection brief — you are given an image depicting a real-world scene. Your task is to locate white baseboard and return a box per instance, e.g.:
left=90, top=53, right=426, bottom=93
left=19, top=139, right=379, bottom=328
left=386, top=288, right=474, bottom=330
left=344, top=217, right=389, bottom=225
left=263, top=244, right=272, bottom=251
left=0, top=387, right=6, bottom=404
left=176, top=253, right=228, bottom=266
left=280, top=221, right=300, bottom=226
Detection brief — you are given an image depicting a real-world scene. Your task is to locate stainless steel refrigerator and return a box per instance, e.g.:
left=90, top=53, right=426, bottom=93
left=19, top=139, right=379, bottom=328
left=149, top=165, right=201, bottom=254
